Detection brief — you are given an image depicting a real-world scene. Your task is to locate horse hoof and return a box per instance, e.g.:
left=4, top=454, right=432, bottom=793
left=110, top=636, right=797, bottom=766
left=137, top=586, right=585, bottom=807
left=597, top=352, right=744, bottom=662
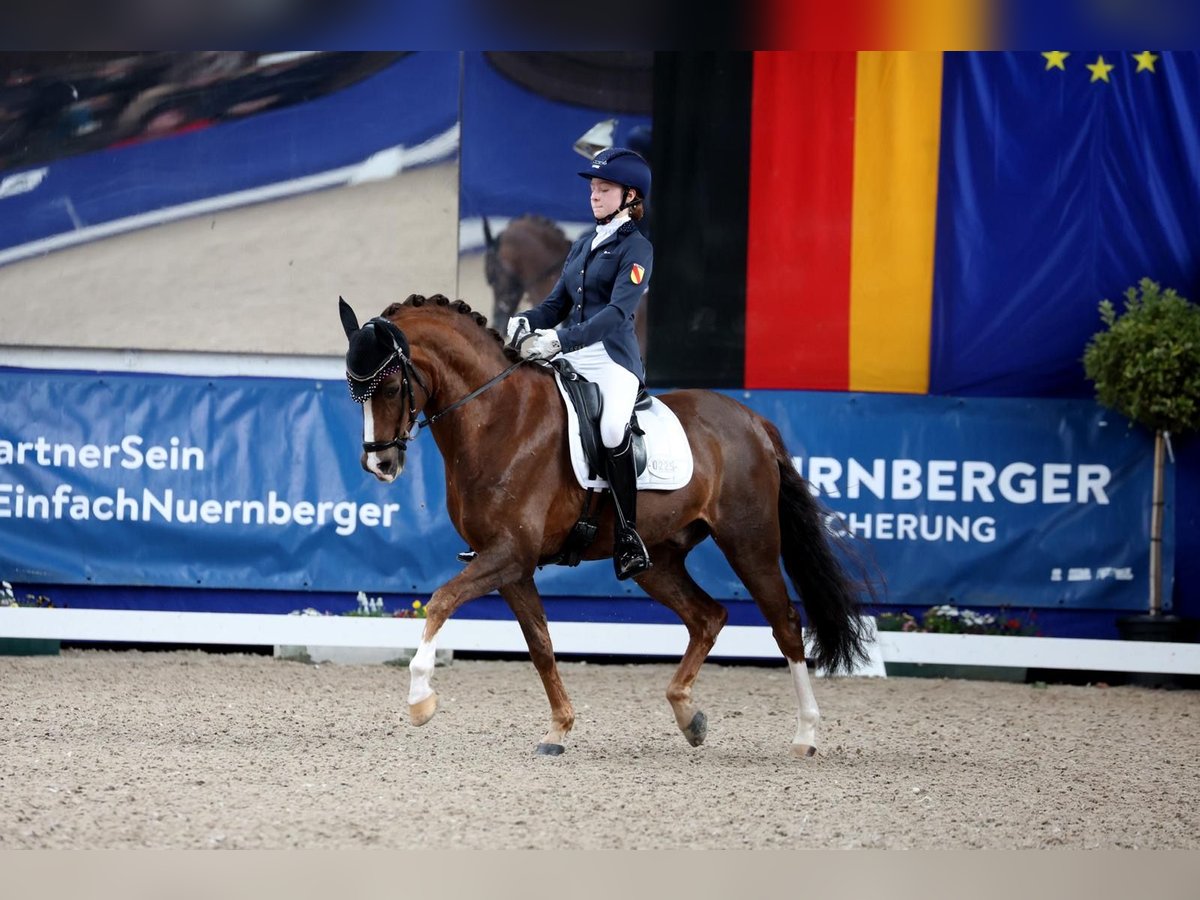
left=790, top=743, right=817, bottom=759
left=409, top=693, right=438, bottom=727
left=683, top=711, right=708, bottom=747
left=534, top=743, right=565, bottom=756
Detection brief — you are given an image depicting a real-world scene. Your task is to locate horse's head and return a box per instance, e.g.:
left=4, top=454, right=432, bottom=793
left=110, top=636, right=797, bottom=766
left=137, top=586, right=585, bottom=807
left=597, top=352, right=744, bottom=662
left=482, top=217, right=524, bottom=329
left=483, top=215, right=570, bottom=330
left=339, top=297, right=426, bottom=483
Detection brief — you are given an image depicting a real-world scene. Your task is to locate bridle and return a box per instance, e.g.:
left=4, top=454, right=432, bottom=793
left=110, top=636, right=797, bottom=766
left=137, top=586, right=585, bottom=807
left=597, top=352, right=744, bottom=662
left=358, top=326, right=525, bottom=455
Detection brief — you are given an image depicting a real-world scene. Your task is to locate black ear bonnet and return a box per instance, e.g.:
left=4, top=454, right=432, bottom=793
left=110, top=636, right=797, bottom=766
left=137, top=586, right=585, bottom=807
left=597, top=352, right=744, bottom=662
left=339, top=297, right=411, bottom=403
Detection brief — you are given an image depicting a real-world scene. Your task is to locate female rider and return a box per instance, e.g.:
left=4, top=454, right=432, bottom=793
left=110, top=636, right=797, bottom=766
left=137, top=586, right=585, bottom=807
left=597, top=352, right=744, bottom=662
left=508, top=147, right=653, bottom=580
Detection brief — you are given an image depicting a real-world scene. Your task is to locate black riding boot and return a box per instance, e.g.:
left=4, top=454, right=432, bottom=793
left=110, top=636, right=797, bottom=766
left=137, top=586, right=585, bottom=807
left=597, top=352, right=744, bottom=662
left=604, top=428, right=651, bottom=581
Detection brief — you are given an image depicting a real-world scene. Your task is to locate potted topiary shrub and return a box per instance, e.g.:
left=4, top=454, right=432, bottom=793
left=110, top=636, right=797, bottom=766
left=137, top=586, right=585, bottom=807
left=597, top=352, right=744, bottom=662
left=1082, top=278, right=1200, bottom=645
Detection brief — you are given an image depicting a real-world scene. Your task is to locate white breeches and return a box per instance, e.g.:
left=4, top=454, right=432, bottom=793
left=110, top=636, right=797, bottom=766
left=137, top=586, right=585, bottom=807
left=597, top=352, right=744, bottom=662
left=561, top=343, right=640, bottom=448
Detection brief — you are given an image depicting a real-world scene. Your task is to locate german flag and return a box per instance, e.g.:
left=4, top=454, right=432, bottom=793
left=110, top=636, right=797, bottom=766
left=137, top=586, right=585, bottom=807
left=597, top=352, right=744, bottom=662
left=742, top=51, right=1200, bottom=396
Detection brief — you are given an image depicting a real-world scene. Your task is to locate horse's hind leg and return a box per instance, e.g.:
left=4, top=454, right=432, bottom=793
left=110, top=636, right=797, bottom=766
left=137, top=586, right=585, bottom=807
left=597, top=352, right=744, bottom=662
left=712, top=531, right=819, bottom=758
left=499, top=578, right=575, bottom=755
left=635, top=544, right=728, bottom=747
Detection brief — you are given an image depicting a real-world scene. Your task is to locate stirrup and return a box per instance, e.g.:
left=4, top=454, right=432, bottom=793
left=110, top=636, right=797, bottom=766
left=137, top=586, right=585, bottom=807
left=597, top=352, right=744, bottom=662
left=457, top=550, right=477, bottom=564
left=613, top=529, right=651, bottom=581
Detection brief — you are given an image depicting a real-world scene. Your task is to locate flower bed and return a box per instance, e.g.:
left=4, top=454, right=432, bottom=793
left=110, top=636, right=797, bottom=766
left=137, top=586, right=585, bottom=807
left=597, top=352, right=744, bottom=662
left=877, top=604, right=1040, bottom=637
left=875, top=605, right=1039, bottom=680
left=275, top=591, right=447, bottom=666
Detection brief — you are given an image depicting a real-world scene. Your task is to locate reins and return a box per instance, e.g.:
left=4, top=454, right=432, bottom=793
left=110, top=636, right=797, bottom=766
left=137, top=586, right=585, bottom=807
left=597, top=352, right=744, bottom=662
left=419, top=359, right=526, bottom=430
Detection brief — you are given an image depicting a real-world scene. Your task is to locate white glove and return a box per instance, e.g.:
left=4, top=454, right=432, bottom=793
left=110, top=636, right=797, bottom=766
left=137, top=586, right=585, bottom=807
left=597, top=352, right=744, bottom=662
left=505, top=316, right=530, bottom=345
left=518, top=329, right=562, bottom=360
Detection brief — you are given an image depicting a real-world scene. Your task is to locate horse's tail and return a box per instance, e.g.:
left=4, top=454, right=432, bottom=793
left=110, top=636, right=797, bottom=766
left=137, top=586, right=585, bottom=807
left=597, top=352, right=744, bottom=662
left=766, top=422, right=873, bottom=674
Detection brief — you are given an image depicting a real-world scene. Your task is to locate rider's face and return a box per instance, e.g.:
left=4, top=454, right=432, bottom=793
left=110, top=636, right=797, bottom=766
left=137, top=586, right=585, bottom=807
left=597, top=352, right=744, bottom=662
left=589, top=177, right=628, bottom=220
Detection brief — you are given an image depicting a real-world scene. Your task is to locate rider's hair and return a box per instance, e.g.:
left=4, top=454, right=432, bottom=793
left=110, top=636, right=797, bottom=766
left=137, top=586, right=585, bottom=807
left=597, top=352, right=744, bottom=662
left=622, top=185, right=645, bottom=221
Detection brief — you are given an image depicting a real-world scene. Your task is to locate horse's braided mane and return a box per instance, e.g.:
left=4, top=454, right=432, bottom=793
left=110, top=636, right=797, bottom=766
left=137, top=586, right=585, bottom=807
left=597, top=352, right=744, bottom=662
left=382, top=294, right=519, bottom=361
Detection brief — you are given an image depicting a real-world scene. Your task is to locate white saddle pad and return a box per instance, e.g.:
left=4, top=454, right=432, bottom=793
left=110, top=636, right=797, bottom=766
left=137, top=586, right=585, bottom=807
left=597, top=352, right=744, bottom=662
left=552, top=372, right=694, bottom=492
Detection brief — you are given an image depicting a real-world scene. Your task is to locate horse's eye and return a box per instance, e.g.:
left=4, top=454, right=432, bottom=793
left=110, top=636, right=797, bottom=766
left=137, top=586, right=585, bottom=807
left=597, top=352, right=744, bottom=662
left=383, top=385, right=400, bottom=399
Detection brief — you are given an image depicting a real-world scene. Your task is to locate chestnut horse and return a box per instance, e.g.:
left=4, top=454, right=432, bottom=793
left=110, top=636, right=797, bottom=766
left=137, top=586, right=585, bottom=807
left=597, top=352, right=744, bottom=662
left=340, top=294, right=870, bottom=758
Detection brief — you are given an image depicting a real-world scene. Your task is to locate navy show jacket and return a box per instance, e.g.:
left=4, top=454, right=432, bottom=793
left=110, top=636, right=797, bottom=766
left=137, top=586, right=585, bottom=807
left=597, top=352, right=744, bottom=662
left=520, top=220, right=652, bottom=381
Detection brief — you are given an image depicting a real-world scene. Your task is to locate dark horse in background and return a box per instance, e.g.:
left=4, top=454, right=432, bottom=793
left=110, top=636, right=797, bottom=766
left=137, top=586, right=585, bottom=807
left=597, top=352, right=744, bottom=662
left=483, top=213, right=650, bottom=351
left=483, top=215, right=570, bottom=331
left=340, top=294, right=871, bottom=758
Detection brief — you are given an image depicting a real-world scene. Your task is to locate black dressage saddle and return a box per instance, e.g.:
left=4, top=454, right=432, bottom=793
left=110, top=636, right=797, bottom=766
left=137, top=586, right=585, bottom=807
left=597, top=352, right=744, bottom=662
left=549, top=357, right=649, bottom=480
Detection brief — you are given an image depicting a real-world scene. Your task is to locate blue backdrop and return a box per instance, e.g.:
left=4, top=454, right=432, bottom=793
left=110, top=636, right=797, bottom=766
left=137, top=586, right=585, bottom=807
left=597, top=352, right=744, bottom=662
left=458, top=52, right=653, bottom=222
left=0, top=368, right=1170, bottom=618
left=931, top=51, right=1200, bottom=398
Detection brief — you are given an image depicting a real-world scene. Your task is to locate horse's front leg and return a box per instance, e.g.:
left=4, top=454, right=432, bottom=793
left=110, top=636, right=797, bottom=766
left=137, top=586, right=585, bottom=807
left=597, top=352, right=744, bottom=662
left=499, top=577, right=574, bottom=755
left=408, top=552, right=526, bottom=727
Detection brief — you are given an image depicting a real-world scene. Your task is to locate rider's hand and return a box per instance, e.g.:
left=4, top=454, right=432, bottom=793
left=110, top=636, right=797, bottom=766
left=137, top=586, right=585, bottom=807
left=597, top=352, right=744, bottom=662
left=518, top=329, right=562, bottom=361
left=505, top=316, right=531, bottom=346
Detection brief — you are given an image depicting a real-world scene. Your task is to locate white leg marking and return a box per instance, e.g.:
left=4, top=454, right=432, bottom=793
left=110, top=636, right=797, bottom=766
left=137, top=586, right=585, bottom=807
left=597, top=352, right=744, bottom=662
left=362, top=401, right=400, bottom=481
left=363, top=402, right=382, bottom=475
left=408, top=639, right=437, bottom=704
left=788, top=659, right=820, bottom=749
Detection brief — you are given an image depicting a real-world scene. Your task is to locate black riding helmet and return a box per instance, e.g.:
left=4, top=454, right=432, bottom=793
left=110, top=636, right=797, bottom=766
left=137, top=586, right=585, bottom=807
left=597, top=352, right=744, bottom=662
left=578, top=147, right=651, bottom=222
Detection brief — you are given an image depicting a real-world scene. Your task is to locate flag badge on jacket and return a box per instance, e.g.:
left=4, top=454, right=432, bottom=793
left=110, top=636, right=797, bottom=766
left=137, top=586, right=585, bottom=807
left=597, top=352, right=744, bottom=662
left=630, top=263, right=645, bottom=285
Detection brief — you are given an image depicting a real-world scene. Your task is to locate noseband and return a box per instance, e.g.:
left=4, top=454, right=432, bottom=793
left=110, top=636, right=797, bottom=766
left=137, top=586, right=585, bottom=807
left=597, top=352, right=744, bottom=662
left=358, top=343, right=428, bottom=455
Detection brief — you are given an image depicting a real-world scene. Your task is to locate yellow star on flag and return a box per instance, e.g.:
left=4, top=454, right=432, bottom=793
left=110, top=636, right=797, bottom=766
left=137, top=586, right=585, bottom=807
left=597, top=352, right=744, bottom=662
left=1087, top=55, right=1115, bottom=83
left=1042, top=51, right=1070, bottom=71
left=1133, top=51, right=1159, bottom=73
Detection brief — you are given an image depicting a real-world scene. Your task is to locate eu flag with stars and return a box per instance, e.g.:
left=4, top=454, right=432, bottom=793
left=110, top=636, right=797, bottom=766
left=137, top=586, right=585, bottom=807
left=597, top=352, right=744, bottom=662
left=931, top=51, right=1200, bottom=397
left=746, top=51, right=1199, bottom=397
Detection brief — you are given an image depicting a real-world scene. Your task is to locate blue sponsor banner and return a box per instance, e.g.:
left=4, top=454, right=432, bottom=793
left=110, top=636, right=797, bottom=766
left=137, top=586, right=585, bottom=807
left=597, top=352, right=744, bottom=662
left=731, top=391, right=1172, bottom=613
left=0, top=369, right=1170, bottom=613
left=0, top=368, right=455, bottom=592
